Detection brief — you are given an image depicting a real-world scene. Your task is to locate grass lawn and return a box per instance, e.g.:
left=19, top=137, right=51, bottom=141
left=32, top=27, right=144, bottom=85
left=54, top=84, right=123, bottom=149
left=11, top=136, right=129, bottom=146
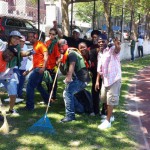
left=0, top=55, right=150, bottom=150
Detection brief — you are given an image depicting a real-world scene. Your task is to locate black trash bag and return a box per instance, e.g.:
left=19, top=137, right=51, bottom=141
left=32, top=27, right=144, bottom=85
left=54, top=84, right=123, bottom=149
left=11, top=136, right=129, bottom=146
left=74, top=89, right=94, bottom=114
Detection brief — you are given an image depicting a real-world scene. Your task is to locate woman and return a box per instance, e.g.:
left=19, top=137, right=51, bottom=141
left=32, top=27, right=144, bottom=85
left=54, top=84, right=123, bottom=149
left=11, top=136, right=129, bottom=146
left=45, top=28, right=60, bottom=102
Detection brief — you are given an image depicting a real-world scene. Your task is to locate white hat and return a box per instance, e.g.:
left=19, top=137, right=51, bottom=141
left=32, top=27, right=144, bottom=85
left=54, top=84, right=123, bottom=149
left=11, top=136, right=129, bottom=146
left=73, top=29, right=80, bottom=33
left=20, top=35, right=26, bottom=41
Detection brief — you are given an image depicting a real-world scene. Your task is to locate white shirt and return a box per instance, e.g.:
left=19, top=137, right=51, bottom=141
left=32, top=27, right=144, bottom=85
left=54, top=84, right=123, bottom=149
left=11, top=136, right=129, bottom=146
left=19, top=44, right=28, bottom=70
left=137, top=38, right=143, bottom=46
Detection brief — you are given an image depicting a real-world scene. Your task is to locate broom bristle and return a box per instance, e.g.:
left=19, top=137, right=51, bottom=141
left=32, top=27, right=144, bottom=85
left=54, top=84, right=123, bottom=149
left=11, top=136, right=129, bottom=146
left=28, top=115, right=55, bottom=134
left=0, top=111, right=9, bottom=134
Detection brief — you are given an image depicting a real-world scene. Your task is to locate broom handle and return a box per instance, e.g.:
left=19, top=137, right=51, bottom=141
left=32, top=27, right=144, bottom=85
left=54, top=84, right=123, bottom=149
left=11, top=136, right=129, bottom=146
left=45, top=62, right=61, bottom=115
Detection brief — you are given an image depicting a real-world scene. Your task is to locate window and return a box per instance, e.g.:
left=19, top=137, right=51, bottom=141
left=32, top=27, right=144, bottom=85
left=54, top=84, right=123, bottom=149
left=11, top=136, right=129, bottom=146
left=24, top=21, right=34, bottom=29
left=6, top=19, right=22, bottom=27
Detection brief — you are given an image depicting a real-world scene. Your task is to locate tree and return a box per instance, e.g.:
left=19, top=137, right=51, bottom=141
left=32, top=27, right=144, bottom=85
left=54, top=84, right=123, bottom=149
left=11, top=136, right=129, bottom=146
left=61, top=0, right=98, bottom=36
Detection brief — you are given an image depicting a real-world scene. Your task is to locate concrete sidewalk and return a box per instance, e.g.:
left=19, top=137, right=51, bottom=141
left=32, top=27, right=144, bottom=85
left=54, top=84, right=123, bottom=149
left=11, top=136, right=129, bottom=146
left=126, top=66, right=150, bottom=150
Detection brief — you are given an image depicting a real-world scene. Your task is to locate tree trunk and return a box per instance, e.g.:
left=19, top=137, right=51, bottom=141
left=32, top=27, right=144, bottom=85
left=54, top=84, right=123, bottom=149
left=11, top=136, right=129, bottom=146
left=102, top=0, right=113, bottom=38
left=61, top=0, right=69, bottom=36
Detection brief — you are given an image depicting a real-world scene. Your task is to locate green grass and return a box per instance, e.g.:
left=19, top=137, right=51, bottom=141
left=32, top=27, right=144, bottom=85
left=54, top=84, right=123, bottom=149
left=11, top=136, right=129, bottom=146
left=0, top=56, right=150, bottom=150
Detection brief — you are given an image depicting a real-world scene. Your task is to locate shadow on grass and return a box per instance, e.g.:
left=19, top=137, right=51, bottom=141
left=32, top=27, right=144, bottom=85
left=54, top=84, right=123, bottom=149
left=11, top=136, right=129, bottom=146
left=1, top=56, right=150, bottom=149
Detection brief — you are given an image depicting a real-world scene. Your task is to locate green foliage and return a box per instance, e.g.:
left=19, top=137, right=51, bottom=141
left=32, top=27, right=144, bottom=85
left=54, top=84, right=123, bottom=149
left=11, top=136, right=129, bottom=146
left=74, top=1, right=103, bottom=23
left=74, top=0, right=149, bottom=25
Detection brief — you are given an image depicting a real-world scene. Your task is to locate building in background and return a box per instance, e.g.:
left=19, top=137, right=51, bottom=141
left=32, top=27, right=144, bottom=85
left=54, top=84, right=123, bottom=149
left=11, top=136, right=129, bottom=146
left=0, top=0, right=46, bottom=22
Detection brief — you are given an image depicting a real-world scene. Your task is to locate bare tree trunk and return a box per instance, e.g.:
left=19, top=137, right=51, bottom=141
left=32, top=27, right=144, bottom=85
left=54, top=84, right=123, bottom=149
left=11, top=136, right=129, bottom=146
left=61, top=0, right=69, bottom=36
left=102, top=0, right=113, bottom=38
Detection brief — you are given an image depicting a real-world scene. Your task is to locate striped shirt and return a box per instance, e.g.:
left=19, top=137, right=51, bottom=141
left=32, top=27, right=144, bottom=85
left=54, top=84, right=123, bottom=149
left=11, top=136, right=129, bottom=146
left=97, top=46, right=121, bottom=87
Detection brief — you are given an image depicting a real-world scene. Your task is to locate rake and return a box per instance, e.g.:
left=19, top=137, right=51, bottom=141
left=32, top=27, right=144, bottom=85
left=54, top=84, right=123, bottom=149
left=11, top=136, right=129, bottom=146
left=28, top=63, right=61, bottom=134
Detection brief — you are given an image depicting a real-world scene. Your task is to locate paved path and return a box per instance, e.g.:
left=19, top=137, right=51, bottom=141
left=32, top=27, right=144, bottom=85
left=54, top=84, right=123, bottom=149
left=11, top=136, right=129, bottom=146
left=126, top=66, right=150, bottom=150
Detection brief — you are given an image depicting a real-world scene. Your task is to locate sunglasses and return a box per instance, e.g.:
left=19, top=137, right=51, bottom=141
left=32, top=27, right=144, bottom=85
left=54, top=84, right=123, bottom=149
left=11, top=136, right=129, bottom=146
left=49, top=33, right=55, bottom=36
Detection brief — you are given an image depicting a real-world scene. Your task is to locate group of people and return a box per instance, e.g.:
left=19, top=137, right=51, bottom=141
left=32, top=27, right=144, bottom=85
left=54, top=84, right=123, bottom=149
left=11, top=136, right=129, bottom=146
left=0, top=21, right=122, bottom=130
left=129, top=35, right=144, bottom=61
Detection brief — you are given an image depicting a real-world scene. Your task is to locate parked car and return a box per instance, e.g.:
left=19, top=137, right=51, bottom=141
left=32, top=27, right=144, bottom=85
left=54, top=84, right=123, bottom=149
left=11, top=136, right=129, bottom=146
left=0, top=15, right=45, bottom=42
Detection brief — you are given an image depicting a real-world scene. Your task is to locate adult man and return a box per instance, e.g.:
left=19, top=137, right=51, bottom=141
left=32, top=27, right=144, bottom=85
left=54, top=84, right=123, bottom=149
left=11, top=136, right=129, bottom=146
left=95, top=37, right=121, bottom=129
left=53, top=21, right=92, bottom=48
left=58, top=39, right=90, bottom=123
left=129, top=36, right=136, bottom=61
left=0, top=38, right=34, bottom=115
left=24, top=32, right=49, bottom=111
left=45, top=28, right=60, bottom=101
left=137, top=35, right=144, bottom=57
left=89, top=30, right=103, bottom=116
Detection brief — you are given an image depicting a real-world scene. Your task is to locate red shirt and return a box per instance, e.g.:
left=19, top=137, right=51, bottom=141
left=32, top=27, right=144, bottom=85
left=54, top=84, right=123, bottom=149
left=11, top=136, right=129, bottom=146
left=45, top=40, right=60, bottom=69
left=33, top=41, right=48, bottom=68
left=0, top=51, right=7, bottom=72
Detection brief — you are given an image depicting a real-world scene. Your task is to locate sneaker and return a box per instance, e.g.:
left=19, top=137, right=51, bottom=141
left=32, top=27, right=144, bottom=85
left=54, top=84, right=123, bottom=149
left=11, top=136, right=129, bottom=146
left=89, top=112, right=95, bottom=116
left=101, top=116, right=115, bottom=123
left=98, top=120, right=111, bottom=130
left=60, top=116, right=75, bottom=123
left=6, top=109, right=20, bottom=116
left=101, top=115, right=107, bottom=119
left=22, top=88, right=26, bottom=92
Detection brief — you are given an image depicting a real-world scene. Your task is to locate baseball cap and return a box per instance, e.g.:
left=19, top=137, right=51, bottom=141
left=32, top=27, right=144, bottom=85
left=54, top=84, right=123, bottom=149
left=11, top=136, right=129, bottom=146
left=20, top=35, right=26, bottom=41
left=73, top=29, right=80, bottom=34
left=10, top=31, right=22, bottom=38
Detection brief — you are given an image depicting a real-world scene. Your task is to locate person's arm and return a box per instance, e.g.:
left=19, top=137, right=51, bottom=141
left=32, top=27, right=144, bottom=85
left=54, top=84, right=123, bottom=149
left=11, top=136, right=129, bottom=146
left=114, top=38, right=121, bottom=54
left=20, top=49, right=35, bottom=57
left=53, top=21, right=63, bottom=38
left=65, top=61, right=75, bottom=83
left=39, top=51, right=48, bottom=74
left=95, top=73, right=101, bottom=92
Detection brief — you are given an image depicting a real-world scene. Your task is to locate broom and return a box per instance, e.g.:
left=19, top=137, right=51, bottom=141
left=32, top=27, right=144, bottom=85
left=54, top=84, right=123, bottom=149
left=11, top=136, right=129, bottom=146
left=0, top=99, right=9, bottom=134
left=28, top=62, right=61, bottom=134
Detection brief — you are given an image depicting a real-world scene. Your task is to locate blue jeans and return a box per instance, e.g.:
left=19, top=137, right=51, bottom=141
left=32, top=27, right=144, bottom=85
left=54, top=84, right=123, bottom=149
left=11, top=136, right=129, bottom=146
left=26, top=68, right=49, bottom=110
left=13, top=68, right=26, bottom=97
left=63, top=79, right=86, bottom=119
left=131, top=48, right=135, bottom=61
left=0, top=78, right=17, bottom=95
left=18, top=70, right=26, bottom=97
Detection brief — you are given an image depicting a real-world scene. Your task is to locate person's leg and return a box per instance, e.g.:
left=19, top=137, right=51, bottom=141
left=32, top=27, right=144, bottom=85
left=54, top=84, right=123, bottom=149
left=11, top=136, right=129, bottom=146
left=141, top=46, right=144, bottom=57
left=91, top=72, right=100, bottom=115
left=98, top=80, right=121, bottom=129
left=36, top=77, right=49, bottom=104
left=17, top=70, right=26, bottom=98
left=138, top=46, right=140, bottom=57
left=131, top=48, right=134, bottom=61
left=2, top=78, right=18, bottom=114
left=26, top=68, right=43, bottom=110
left=106, top=80, right=121, bottom=120
left=100, top=82, right=107, bottom=116
left=62, top=79, right=86, bottom=121
left=74, top=96, right=84, bottom=114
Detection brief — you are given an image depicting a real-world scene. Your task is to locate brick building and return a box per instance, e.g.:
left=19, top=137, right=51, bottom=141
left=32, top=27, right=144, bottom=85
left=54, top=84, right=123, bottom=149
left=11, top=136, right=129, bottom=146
left=0, top=0, right=46, bottom=22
